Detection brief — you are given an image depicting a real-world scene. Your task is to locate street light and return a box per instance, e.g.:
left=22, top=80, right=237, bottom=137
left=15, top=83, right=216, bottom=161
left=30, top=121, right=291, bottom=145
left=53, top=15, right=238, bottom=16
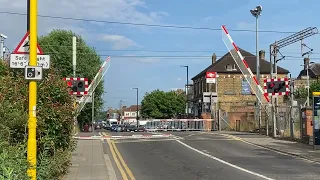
left=300, top=61, right=314, bottom=106
left=131, top=88, right=139, bottom=126
left=250, top=5, right=262, bottom=133
left=120, top=100, right=124, bottom=121
left=179, top=65, right=189, bottom=114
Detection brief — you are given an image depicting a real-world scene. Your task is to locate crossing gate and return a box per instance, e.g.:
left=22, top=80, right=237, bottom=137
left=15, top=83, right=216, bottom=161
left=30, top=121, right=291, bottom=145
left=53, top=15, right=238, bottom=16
left=221, top=25, right=270, bottom=105
left=144, top=119, right=217, bottom=131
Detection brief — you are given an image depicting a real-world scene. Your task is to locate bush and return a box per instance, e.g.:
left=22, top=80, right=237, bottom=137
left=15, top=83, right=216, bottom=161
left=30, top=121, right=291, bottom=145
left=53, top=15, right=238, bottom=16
left=0, top=141, right=29, bottom=180
left=0, top=61, right=75, bottom=179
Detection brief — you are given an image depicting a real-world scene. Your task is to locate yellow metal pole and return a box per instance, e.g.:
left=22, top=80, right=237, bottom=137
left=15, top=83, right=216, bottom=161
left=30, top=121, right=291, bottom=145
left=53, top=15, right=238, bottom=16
left=27, top=0, right=38, bottom=179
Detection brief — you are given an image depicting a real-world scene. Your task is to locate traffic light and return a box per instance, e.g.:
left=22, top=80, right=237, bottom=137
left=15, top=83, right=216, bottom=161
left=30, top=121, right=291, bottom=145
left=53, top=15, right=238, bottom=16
left=264, top=78, right=289, bottom=96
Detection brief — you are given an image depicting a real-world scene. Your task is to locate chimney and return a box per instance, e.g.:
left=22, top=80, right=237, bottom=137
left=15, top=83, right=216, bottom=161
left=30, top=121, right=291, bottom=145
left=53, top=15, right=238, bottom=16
left=304, top=58, right=310, bottom=70
left=259, top=50, right=265, bottom=60
left=212, top=53, right=217, bottom=64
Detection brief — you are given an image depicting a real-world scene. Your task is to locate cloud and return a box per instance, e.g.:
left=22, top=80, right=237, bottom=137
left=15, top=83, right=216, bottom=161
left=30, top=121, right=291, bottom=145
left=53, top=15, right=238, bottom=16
left=102, top=35, right=140, bottom=50
left=177, top=77, right=182, bottom=81
left=0, top=0, right=168, bottom=49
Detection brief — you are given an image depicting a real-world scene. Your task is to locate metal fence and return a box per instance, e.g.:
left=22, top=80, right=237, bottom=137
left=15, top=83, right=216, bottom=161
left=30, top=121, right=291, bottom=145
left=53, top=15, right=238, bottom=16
left=143, top=119, right=218, bottom=132
left=261, top=105, right=301, bottom=139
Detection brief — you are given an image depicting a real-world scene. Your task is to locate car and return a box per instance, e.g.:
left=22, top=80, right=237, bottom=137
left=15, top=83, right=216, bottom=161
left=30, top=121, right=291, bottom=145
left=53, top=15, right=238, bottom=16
left=137, top=125, right=146, bottom=132
left=125, top=125, right=137, bottom=132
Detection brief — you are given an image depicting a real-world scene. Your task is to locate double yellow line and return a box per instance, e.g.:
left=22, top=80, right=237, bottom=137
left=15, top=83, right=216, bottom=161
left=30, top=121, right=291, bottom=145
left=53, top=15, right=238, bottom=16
left=107, top=139, right=136, bottom=180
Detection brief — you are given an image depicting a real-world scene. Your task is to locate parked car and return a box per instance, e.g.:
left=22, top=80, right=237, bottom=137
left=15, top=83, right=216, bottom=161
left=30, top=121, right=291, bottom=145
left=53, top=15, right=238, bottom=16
left=137, top=125, right=146, bottom=132
left=110, top=124, right=126, bottom=132
left=125, top=125, right=137, bottom=132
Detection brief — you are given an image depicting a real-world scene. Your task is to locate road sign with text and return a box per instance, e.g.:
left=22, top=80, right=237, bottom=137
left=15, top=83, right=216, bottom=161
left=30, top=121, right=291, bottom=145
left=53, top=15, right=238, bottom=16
left=206, top=72, right=216, bottom=83
left=10, top=54, right=50, bottom=69
left=10, top=31, right=50, bottom=69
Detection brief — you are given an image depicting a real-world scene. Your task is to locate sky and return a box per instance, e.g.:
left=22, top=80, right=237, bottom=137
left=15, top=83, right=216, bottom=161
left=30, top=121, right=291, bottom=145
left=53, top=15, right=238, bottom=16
left=1, top=0, right=320, bottom=109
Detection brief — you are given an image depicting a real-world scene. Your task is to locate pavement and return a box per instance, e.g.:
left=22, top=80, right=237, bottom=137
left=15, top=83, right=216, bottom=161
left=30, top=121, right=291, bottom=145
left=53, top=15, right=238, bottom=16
left=64, top=133, right=117, bottom=180
left=66, top=130, right=320, bottom=180
left=218, top=131, right=320, bottom=163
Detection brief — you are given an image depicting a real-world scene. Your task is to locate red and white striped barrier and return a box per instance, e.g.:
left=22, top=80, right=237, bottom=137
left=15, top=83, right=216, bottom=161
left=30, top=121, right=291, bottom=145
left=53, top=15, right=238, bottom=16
left=221, top=25, right=270, bottom=104
left=73, top=134, right=173, bottom=140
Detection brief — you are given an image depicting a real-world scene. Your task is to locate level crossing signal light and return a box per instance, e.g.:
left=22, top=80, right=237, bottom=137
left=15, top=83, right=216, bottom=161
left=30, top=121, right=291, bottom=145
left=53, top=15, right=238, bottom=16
left=264, top=78, right=289, bottom=96
left=63, top=77, right=89, bottom=95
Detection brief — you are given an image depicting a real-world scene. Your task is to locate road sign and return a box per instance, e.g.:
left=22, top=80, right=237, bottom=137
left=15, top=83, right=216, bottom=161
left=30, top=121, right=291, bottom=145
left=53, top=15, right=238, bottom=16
left=10, top=54, right=50, bottom=69
left=24, top=66, right=43, bottom=81
left=13, top=31, right=43, bottom=54
left=206, top=71, right=216, bottom=83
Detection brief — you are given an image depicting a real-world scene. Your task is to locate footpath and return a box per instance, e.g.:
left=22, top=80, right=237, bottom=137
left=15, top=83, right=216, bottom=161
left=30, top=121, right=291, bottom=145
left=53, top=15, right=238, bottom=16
left=64, top=133, right=116, bottom=180
left=221, top=131, right=320, bottom=163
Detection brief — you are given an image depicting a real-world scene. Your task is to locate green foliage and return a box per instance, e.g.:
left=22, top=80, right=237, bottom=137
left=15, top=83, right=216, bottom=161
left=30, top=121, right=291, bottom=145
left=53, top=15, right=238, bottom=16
left=0, top=61, right=75, bottom=179
left=140, top=89, right=186, bottom=119
left=0, top=142, right=29, bottom=180
left=38, top=30, right=104, bottom=126
left=310, top=81, right=320, bottom=93
left=294, top=81, right=320, bottom=99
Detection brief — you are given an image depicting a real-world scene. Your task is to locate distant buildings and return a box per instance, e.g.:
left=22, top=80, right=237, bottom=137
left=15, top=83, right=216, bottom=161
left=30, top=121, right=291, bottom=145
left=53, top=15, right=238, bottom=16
left=122, top=105, right=141, bottom=120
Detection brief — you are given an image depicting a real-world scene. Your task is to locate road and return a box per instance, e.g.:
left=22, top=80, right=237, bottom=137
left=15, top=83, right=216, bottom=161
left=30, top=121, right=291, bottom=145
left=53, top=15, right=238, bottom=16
left=100, top=131, right=320, bottom=180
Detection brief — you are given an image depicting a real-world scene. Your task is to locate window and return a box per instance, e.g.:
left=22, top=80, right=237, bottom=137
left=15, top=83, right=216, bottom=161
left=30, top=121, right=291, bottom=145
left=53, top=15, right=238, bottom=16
left=125, top=112, right=130, bottom=116
left=226, top=64, right=236, bottom=71
left=226, top=64, right=233, bottom=71
left=132, top=112, right=136, bottom=116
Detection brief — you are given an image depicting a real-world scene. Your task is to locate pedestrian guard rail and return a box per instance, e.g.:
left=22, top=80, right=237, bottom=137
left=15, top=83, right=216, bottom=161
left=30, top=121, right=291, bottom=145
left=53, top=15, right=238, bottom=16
left=143, top=119, right=217, bottom=131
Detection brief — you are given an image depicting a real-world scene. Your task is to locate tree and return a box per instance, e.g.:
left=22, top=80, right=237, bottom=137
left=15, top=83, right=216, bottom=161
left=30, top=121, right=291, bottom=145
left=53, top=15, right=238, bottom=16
left=38, top=30, right=104, bottom=126
left=295, top=81, right=320, bottom=99
left=0, top=61, right=75, bottom=179
left=140, top=89, right=186, bottom=119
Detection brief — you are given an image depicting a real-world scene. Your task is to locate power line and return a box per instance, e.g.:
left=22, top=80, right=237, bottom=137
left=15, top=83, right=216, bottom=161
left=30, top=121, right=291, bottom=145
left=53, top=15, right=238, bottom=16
left=0, top=11, right=298, bottom=34
left=21, top=44, right=320, bottom=55
left=34, top=53, right=320, bottom=60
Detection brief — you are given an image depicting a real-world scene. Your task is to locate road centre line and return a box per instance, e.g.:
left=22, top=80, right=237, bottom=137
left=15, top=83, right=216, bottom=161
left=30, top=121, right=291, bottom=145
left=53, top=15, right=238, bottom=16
left=111, top=140, right=136, bottom=180
left=107, top=139, right=129, bottom=180
left=175, top=139, right=275, bottom=180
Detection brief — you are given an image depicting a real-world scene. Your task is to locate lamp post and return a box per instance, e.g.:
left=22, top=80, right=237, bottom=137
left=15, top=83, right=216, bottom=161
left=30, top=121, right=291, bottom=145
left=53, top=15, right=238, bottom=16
left=131, top=88, right=139, bottom=127
left=301, top=61, right=314, bottom=106
left=120, top=100, right=124, bottom=121
left=179, top=65, right=189, bottom=114
left=250, top=5, right=262, bottom=133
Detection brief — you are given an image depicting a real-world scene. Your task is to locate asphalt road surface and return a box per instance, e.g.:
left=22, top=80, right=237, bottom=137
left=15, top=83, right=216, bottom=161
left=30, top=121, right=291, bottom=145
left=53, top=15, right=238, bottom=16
left=102, top=131, right=320, bottom=180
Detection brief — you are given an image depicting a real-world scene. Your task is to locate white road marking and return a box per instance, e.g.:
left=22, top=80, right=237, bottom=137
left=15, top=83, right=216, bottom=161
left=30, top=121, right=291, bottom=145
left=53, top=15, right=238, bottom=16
left=104, top=154, right=118, bottom=180
left=176, top=140, right=275, bottom=180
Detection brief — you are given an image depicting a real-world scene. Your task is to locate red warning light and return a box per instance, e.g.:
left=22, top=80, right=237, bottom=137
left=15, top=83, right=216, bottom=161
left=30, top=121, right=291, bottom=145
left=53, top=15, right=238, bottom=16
left=67, top=81, right=72, bottom=87
left=268, top=83, right=275, bottom=88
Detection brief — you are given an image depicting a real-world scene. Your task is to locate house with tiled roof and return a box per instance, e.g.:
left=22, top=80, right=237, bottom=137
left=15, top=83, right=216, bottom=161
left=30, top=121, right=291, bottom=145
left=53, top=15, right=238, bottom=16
left=122, top=105, right=141, bottom=120
left=190, top=48, right=290, bottom=131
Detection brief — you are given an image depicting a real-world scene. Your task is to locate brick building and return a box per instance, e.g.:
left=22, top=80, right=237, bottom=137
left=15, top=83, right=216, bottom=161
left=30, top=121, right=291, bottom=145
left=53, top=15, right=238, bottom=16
left=191, top=48, right=290, bottom=130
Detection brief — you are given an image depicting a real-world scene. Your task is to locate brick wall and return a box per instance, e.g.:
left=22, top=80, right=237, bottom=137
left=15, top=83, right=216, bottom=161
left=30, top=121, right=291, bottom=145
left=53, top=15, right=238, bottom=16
left=217, top=73, right=288, bottom=130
